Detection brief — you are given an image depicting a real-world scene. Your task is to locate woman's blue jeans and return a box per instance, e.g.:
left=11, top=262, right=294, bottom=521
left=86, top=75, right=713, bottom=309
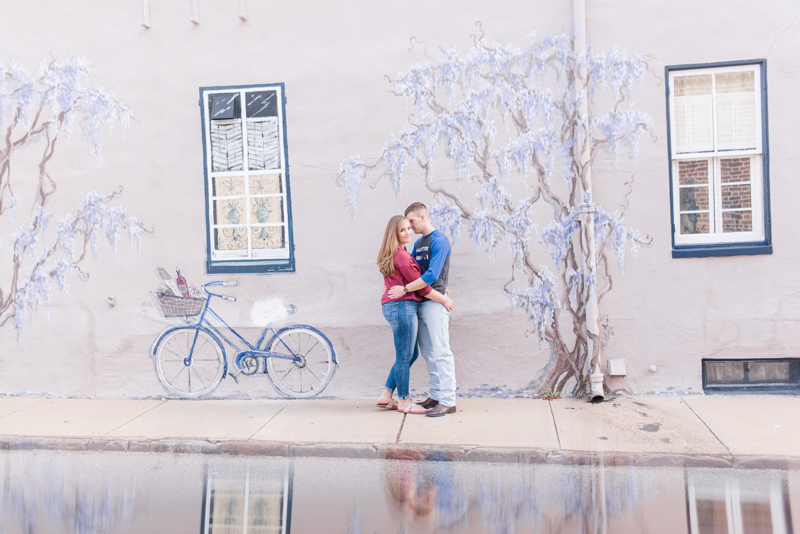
left=382, top=299, right=419, bottom=400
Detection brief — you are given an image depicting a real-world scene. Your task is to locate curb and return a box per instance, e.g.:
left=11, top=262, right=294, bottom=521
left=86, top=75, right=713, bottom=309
left=2, top=437, right=800, bottom=470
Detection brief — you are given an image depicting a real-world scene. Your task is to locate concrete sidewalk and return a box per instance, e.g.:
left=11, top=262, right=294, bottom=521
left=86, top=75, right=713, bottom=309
left=0, top=394, right=797, bottom=467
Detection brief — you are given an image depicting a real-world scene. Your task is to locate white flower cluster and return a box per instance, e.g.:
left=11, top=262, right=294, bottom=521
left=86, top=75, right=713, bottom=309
left=335, top=30, right=651, bottom=344
left=0, top=56, right=141, bottom=331
left=508, top=267, right=559, bottom=335
left=428, top=201, right=462, bottom=243
left=9, top=192, right=143, bottom=331
left=0, top=56, right=131, bottom=165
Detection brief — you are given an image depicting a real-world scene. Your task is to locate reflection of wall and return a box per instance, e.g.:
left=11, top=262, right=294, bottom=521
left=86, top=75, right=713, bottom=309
left=0, top=1, right=798, bottom=397
left=2, top=451, right=799, bottom=534
left=0, top=450, right=204, bottom=534
left=291, top=458, right=691, bottom=534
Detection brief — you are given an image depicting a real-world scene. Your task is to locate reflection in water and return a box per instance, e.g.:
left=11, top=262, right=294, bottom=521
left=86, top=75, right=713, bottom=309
left=687, top=470, right=791, bottom=534
left=1, top=451, right=135, bottom=534
left=0, top=450, right=795, bottom=533
left=378, top=454, right=645, bottom=534
left=202, top=464, right=290, bottom=533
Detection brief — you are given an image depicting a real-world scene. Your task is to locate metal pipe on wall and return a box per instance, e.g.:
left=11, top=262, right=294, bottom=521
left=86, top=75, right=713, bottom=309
left=141, top=0, right=151, bottom=28
left=190, top=0, right=200, bottom=24
left=573, top=0, right=605, bottom=401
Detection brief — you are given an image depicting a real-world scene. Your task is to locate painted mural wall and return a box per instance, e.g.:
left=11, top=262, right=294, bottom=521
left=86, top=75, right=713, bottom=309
left=0, top=0, right=798, bottom=399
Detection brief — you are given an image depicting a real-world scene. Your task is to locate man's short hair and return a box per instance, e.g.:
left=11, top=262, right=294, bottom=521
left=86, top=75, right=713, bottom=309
left=405, top=202, right=428, bottom=216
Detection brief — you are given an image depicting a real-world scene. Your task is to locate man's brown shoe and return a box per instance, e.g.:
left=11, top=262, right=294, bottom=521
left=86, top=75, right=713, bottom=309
left=418, top=398, right=439, bottom=409
left=426, top=404, right=456, bottom=417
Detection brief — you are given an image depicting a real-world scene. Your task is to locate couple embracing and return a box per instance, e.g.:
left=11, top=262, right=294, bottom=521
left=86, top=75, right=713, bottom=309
left=376, top=202, right=457, bottom=417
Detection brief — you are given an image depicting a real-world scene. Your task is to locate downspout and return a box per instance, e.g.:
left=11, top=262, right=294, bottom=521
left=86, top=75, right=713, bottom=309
left=573, top=0, right=605, bottom=401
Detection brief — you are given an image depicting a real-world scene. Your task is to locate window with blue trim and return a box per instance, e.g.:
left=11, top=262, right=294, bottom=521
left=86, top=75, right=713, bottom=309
left=666, top=61, right=771, bottom=258
left=200, top=84, right=295, bottom=273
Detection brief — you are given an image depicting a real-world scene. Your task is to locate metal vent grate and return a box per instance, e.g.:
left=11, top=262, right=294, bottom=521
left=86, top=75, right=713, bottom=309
left=702, top=358, right=800, bottom=394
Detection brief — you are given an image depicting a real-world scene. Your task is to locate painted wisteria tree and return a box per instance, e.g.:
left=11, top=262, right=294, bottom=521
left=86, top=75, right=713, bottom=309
left=0, top=57, right=146, bottom=331
left=336, top=29, right=653, bottom=395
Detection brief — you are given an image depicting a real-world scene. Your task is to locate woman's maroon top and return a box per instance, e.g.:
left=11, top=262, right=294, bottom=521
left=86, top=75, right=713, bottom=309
left=381, top=247, right=432, bottom=305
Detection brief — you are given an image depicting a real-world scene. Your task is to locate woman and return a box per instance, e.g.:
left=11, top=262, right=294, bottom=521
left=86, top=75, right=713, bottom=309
left=376, top=215, right=454, bottom=414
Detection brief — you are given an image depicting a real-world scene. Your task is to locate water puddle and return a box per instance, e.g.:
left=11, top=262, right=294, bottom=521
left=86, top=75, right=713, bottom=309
left=0, top=450, right=795, bottom=533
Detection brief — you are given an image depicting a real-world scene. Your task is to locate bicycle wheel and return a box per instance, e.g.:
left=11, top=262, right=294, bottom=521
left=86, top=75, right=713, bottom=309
left=154, top=327, right=225, bottom=398
left=266, top=326, right=336, bottom=398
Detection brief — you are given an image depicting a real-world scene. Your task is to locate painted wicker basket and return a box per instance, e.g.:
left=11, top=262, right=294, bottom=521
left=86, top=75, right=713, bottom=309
left=157, top=293, right=206, bottom=317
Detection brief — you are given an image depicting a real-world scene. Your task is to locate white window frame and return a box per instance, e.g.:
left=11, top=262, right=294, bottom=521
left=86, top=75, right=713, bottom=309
left=202, top=465, right=291, bottom=533
left=687, top=470, right=789, bottom=534
left=200, top=84, right=295, bottom=273
left=668, top=63, right=768, bottom=249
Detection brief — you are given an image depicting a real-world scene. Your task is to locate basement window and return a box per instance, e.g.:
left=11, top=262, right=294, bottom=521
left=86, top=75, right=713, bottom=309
left=702, top=358, right=800, bottom=393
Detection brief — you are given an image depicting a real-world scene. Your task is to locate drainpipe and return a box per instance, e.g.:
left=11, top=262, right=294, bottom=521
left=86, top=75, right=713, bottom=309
left=573, top=0, right=604, bottom=401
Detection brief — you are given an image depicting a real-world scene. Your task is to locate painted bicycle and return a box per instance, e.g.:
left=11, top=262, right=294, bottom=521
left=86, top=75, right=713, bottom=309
left=150, top=281, right=338, bottom=399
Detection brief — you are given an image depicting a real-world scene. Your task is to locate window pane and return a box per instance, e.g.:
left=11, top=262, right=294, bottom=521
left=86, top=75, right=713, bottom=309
left=722, top=210, right=753, bottom=232
left=720, top=157, right=751, bottom=183
left=212, top=176, right=245, bottom=197
left=248, top=491, right=282, bottom=527
left=673, top=75, right=713, bottom=153
left=680, top=212, right=710, bottom=234
left=252, top=226, right=285, bottom=249
left=209, top=93, right=241, bottom=120
left=696, top=499, right=728, bottom=534
left=680, top=187, right=709, bottom=211
left=245, top=90, right=278, bottom=118
left=706, top=361, right=745, bottom=383
left=215, top=227, right=248, bottom=251
left=214, top=199, right=245, bottom=226
left=246, top=478, right=284, bottom=528
left=715, top=71, right=757, bottom=151
left=249, top=174, right=282, bottom=195
left=250, top=197, right=284, bottom=224
left=209, top=484, right=245, bottom=530
left=210, top=122, right=244, bottom=172
left=748, top=362, right=793, bottom=383
left=678, top=159, right=709, bottom=185
left=741, top=502, right=773, bottom=534
left=721, top=184, right=751, bottom=209
left=247, top=118, right=280, bottom=171
left=721, top=157, right=753, bottom=213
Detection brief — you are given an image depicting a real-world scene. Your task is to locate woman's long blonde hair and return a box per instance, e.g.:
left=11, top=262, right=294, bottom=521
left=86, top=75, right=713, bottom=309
left=377, top=215, right=407, bottom=277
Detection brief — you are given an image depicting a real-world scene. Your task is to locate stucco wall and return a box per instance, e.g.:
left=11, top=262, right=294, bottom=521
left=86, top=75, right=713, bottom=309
left=0, top=0, right=798, bottom=399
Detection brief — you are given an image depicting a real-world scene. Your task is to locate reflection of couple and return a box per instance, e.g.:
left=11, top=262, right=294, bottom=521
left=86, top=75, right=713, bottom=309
left=383, top=452, right=466, bottom=530
left=376, top=203, right=457, bottom=416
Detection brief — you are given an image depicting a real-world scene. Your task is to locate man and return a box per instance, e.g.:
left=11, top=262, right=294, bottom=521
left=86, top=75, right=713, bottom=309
left=388, top=202, right=457, bottom=417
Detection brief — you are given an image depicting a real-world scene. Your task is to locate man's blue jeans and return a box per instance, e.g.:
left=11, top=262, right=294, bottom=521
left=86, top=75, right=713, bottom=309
left=418, top=300, right=456, bottom=407
left=383, top=299, right=419, bottom=400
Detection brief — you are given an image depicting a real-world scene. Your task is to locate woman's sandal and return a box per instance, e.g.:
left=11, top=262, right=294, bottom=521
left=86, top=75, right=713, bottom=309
left=377, top=400, right=397, bottom=410
left=397, top=403, right=427, bottom=415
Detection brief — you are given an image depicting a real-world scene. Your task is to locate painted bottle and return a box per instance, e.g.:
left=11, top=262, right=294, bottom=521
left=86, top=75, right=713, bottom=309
left=176, top=268, right=189, bottom=297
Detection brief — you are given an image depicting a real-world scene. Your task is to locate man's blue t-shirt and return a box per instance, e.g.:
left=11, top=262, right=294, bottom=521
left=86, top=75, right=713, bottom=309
left=412, top=230, right=451, bottom=294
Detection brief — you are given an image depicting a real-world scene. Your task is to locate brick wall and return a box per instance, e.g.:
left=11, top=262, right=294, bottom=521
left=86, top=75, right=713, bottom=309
left=716, top=71, right=754, bottom=94
left=680, top=212, right=709, bottom=234
left=674, top=74, right=712, bottom=97
left=722, top=210, right=753, bottom=232
left=720, top=157, right=750, bottom=183
left=720, top=157, right=752, bottom=231
left=678, top=159, right=709, bottom=185
left=678, top=157, right=754, bottom=234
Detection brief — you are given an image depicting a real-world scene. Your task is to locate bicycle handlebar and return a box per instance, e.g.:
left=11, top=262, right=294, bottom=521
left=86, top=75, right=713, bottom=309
left=203, top=281, right=238, bottom=301
left=204, top=281, right=238, bottom=287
